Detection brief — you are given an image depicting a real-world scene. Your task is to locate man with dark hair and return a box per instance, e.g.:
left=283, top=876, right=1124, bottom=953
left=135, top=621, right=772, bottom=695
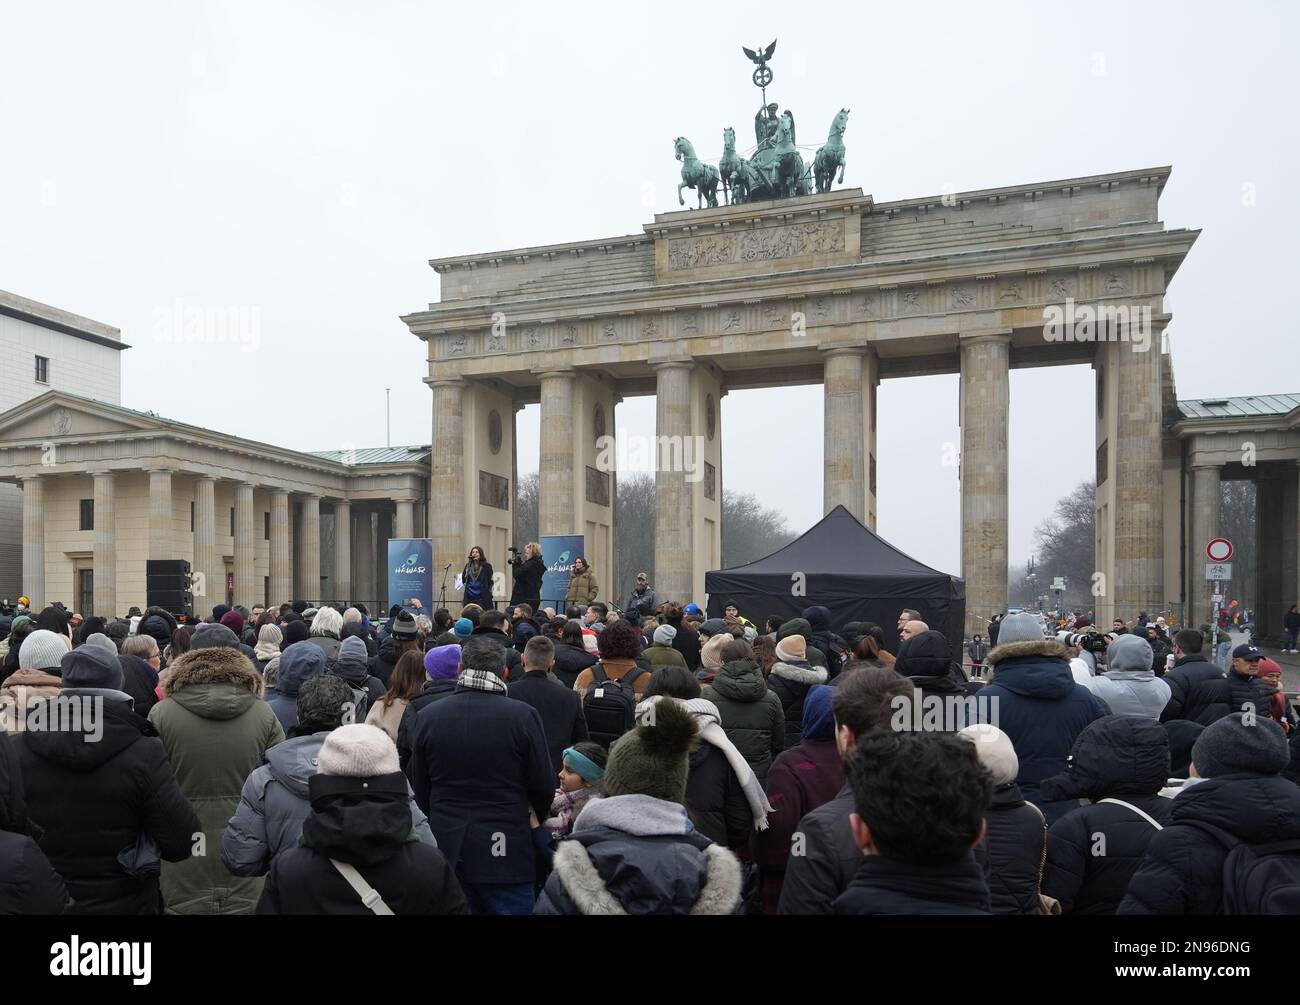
left=472, top=608, right=523, bottom=680
left=834, top=731, right=993, bottom=914
left=778, top=667, right=914, bottom=915
left=511, top=603, right=540, bottom=653
left=507, top=635, right=588, bottom=774
left=584, top=602, right=609, bottom=632
left=408, top=635, right=553, bottom=915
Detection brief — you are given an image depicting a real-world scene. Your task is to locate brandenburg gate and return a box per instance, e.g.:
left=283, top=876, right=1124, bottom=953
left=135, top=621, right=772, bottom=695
left=403, top=166, right=1198, bottom=626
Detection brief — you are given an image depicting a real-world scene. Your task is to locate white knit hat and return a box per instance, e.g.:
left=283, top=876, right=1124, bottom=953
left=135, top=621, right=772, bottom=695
left=958, top=723, right=1019, bottom=787
left=653, top=624, right=677, bottom=645
left=20, top=629, right=72, bottom=672
left=316, top=724, right=400, bottom=777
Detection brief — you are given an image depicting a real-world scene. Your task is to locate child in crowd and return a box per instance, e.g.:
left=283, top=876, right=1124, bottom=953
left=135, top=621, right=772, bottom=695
left=544, top=742, right=607, bottom=838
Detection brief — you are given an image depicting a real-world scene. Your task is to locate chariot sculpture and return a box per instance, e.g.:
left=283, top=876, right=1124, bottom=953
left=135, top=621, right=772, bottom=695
left=675, top=39, right=850, bottom=208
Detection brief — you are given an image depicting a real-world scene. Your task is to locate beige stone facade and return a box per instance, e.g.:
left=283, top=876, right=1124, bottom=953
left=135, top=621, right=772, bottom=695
left=405, top=166, right=1198, bottom=627
left=0, top=392, right=427, bottom=616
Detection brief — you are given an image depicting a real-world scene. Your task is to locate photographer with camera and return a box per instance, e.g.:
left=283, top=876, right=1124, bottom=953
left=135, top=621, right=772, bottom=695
left=507, top=542, right=545, bottom=612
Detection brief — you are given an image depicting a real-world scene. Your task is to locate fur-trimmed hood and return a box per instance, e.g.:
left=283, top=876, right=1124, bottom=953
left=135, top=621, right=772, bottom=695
left=986, top=638, right=1070, bottom=667
left=550, top=835, right=742, bottom=915
left=769, top=661, right=827, bottom=686
left=163, top=646, right=262, bottom=698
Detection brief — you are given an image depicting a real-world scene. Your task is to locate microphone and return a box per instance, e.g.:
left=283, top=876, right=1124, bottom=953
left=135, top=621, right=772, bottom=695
left=443, top=562, right=453, bottom=570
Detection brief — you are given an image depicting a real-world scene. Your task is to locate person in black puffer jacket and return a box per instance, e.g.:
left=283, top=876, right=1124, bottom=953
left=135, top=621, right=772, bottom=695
left=258, top=725, right=468, bottom=915
left=896, top=629, right=971, bottom=730
left=16, top=648, right=201, bottom=914
left=1162, top=642, right=1268, bottom=727
left=0, top=732, right=70, bottom=914
left=1120, top=713, right=1300, bottom=914
left=1040, top=716, right=1174, bottom=914
left=959, top=724, right=1046, bottom=915
left=551, top=620, right=598, bottom=689
left=766, top=633, right=828, bottom=750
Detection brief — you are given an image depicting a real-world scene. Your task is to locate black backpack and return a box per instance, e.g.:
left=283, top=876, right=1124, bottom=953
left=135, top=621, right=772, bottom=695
left=583, top=663, right=648, bottom=749
left=1188, top=819, right=1300, bottom=914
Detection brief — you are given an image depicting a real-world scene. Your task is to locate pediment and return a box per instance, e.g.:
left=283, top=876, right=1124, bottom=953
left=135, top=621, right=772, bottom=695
left=0, top=393, right=165, bottom=443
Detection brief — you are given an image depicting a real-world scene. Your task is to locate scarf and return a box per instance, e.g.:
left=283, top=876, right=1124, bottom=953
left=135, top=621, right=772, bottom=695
left=637, top=694, right=771, bottom=831
left=457, top=668, right=508, bottom=695
left=545, top=785, right=596, bottom=838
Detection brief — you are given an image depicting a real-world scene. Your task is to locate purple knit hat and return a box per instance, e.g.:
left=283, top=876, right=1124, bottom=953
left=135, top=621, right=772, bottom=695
left=423, top=644, right=463, bottom=680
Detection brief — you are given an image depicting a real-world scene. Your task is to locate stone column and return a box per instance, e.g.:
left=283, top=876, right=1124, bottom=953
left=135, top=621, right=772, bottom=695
left=147, top=469, right=173, bottom=562
left=538, top=370, right=576, bottom=536
left=21, top=476, right=44, bottom=610
left=299, top=494, right=321, bottom=604
left=234, top=482, right=256, bottom=608
left=334, top=499, right=352, bottom=603
left=269, top=489, right=290, bottom=605
left=193, top=476, right=218, bottom=611
left=1189, top=462, right=1221, bottom=627
left=429, top=378, right=465, bottom=579
left=376, top=505, right=393, bottom=611
left=354, top=506, right=374, bottom=607
left=92, top=470, right=116, bottom=618
left=822, top=347, right=866, bottom=519
left=959, top=334, right=1010, bottom=633
left=395, top=499, right=415, bottom=539
left=1113, top=339, right=1165, bottom=619
left=654, top=361, right=693, bottom=603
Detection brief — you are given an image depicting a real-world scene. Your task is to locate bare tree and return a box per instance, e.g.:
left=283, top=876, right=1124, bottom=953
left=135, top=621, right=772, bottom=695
left=1030, top=480, right=1096, bottom=609
left=722, top=490, right=797, bottom=568
left=515, top=471, right=539, bottom=547
left=1220, top=478, right=1256, bottom=608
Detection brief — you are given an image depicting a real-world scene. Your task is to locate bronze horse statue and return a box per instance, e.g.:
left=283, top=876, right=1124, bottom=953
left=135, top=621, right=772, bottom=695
left=814, top=109, right=849, bottom=194
left=675, top=137, right=720, bottom=209
left=719, top=127, right=745, bottom=205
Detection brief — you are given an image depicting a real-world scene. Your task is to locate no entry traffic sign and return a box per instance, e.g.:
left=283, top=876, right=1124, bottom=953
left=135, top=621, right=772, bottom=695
left=1206, top=538, right=1233, bottom=562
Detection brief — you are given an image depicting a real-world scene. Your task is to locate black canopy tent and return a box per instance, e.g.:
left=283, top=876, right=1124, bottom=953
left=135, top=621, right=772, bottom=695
left=705, top=505, right=965, bottom=657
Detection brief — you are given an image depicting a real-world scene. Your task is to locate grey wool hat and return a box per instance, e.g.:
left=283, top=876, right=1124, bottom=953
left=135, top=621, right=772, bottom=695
left=1191, top=713, right=1289, bottom=779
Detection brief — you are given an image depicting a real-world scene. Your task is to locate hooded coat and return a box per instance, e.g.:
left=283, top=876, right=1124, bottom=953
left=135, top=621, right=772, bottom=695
left=221, top=731, right=434, bottom=877
left=329, top=636, right=386, bottom=708
left=701, top=659, right=785, bottom=783
left=563, top=566, right=599, bottom=606
left=1039, top=716, right=1174, bottom=914
left=800, top=606, right=845, bottom=672
left=266, top=642, right=327, bottom=733
left=367, top=634, right=408, bottom=688
left=896, top=630, right=971, bottom=730
left=667, top=619, right=701, bottom=674
left=16, top=693, right=200, bottom=914
left=149, top=647, right=285, bottom=913
left=756, top=685, right=844, bottom=911
left=979, top=782, right=1046, bottom=915
left=0, top=733, right=70, bottom=914
left=534, top=794, right=743, bottom=915
left=258, top=772, right=469, bottom=915
left=978, top=638, right=1107, bottom=821
left=767, top=660, right=829, bottom=750
left=1119, top=771, right=1300, bottom=914
left=118, top=653, right=160, bottom=718
left=1086, top=634, right=1170, bottom=718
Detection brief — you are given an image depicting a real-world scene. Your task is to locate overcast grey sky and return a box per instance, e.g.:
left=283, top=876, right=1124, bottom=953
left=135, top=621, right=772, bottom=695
left=2, top=1, right=1295, bottom=575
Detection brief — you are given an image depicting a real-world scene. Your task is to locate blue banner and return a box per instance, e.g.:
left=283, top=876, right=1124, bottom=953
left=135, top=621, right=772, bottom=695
left=540, top=535, right=584, bottom=610
left=388, top=539, right=434, bottom=614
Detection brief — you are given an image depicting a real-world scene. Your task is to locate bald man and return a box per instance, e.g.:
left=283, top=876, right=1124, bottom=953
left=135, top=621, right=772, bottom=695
left=901, top=620, right=929, bottom=642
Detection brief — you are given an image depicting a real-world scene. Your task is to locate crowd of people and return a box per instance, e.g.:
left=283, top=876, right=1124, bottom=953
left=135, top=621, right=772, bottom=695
left=0, top=577, right=1298, bottom=916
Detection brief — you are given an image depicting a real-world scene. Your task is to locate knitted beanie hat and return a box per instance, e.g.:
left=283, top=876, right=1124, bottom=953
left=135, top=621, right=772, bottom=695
left=701, top=632, right=733, bottom=670
left=19, top=630, right=70, bottom=672
left=995, top=613, right=1042, bottom=646
left=453, top=618, right=474, bottom=639
left=390, top=609, right=419, bottom=640
left=317, top=723, right=400, bottom=777
left=1192, top=713, right=1289, bottom=778
left=423, top=644, right=463, bottom=680
left=192, top=623, right=241, bottom=650
left=601, top=699, right=698, bottom=804
left=775, top=633, right=806, bottom=662
left=60, top=645, right=125, bottom=691
left=81, top=633, right=121, bottom=660
left=653, top=624, right=677, bottom=645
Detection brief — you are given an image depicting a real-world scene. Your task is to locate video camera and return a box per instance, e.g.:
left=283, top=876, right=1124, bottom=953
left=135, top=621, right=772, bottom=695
left=507, top=545, right=522, bottom=567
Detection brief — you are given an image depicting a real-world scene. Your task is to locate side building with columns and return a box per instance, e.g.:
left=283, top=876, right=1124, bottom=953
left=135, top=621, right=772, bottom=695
left=0, top=391, right=429, bottom=617
left=1167, top=393, right=1300, bottom=642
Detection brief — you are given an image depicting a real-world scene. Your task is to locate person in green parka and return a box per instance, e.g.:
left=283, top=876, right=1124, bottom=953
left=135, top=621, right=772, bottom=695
left=149, top=636, right=284, bottom=914
left=701, top=638, right=784, bottom=784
